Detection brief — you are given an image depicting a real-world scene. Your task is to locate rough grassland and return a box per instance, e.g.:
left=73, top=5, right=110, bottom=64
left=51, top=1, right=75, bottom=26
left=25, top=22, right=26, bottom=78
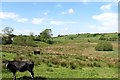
left=1, top=33, right=119, bottom=79
left=2, top=62, right=118, bottom=78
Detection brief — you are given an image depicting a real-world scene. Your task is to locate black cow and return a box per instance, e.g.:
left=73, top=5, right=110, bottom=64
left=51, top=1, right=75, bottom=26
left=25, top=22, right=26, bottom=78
left=34, top=50, right=40, bottom=55
left=3, top=61, right=34, bottom=80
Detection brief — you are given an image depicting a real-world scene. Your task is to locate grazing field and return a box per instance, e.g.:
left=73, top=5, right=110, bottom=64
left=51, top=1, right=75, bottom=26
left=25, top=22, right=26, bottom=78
left=1, top=33, right=119, bottom=79
left=1, top=53, right=118, bottom=78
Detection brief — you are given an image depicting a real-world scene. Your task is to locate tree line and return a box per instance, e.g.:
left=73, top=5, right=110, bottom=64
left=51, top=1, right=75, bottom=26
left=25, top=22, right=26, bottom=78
left=1, top=27, right=53, bottom=46
left=1, top=26, right=119, bottom=46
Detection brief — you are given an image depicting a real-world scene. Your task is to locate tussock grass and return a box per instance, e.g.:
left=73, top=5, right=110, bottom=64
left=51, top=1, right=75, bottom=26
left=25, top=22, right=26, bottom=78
left=1, top=33, right=118, bottom=78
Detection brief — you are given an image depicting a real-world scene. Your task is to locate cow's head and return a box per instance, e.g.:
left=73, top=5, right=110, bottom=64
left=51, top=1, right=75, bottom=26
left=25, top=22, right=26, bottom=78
left=2, top=60, right=9, bottom=68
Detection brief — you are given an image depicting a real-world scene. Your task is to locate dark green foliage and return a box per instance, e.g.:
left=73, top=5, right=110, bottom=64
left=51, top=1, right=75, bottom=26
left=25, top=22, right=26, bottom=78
left=2, top=36, right=13, bottom=44
left=99, top=34, right=118, bottom=41
left=93, top=62, right=101, bottom=67
left=93, top=33, right=100, bottom=37
left=47, top=62, right=53, bottom=67
left=70, top=62, right=78, bottom=69
left=39, top=29, right=53, bottom=44
left=118, top=33, right=120, bottom=41
left=58, top=35, right=64, bottom=37
left=95, top=41, right=113, bottom=51
left=46, top=68, right=54, bottom=72
left=60, top=61, right=68, bottom=67
left=13, top=36, right=36, bottom=46
left=34, top=35, right=40, bottom=41
left=69, top=36, right=74, bottom=40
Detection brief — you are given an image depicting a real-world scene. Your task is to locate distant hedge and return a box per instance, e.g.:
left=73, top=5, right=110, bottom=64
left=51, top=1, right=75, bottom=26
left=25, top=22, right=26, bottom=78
left=13, top=36, right=36, bottom=46
left=95, top=41, right=113, bottom=51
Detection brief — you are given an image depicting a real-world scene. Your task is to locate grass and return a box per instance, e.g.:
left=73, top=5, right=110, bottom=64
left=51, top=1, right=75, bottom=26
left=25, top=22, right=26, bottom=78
left=1, top=33, right=119, bottom=79
left=2, top=63, right=118, bottom=78
left=2, top=51, right=118, bottom=78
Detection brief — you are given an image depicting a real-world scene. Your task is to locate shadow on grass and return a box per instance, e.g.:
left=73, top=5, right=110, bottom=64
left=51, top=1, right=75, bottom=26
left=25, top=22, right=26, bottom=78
left=2, top=76, right=46, bottom=80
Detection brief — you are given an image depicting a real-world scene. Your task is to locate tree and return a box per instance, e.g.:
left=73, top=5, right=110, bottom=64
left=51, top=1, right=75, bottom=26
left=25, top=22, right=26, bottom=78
left=39, top=29, right=53, bottom=44
left=29, top=32, right=34, bottom=36
left=2, top=27, right=14, bottom=35
left=2, top=27, right=14, bottom=44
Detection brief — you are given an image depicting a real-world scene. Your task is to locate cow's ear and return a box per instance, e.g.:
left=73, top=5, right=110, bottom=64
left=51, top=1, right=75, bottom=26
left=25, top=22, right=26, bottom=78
left=2, top=60, right=5, bottom=63
left=2, top=60, right=8, bottom=63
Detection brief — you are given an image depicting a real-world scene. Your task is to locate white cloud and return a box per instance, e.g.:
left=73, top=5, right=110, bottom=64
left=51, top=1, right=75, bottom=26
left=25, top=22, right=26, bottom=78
left=50, top=21, right=65, bottom=25
left=68, top=8, right=75, bottom=14
left=32, top=18, right=45, bottom=24
left=50, top=20, right=77, bottom=25
left=89, top=12, right=118, bottom=32
left=0, top=12, right=18, bottom=19
left=16, top=18, right=28, bottom=23
left=0, top=12, right=28, bottom=23
left=61, top=8, right=75, bottom=15
left=100, top=4, right=113, bottom=10
left=92, top=12, right=117, bottom=22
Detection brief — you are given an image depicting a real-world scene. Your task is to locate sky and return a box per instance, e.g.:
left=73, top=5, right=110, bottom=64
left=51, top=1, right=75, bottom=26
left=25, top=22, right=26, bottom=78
left=0, top=2, right=118, bottom=36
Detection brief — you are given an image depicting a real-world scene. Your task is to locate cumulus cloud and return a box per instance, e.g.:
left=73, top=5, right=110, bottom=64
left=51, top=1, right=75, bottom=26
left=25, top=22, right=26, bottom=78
left=50, top=21, right=65, bottom=25
left=50, top=20, right=77, bottom=25
left=16, top=18, right=28, bottom=23
left=68, top=8, right=74, bottom=14
left=0, top=12, right=18, bottom=19
left=0, top=12, right=28, bottom=23
left=100, top=3, right=113, bottom=10
left=32, top=18, right=45, bottom=24
left=61, top=8, right=75, bottom=15
left=89, top=12, right=118, bottom=32
left=92, top=12, right=117, bottom=21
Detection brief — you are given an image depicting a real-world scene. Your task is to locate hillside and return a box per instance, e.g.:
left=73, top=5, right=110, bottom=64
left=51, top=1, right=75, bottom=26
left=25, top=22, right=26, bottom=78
left=1, top=32, right=119, bottom=79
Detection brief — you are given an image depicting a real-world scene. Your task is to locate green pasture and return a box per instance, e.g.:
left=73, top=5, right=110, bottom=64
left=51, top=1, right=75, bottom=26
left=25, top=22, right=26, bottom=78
left=2, top=52, right=118, bottom=78
left=1, top=33, right=119, bottom=79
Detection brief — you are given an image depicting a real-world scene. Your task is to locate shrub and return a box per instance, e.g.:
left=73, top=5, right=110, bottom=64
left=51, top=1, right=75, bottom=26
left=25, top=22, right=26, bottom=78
left=47, top=62, right=53, bottom=67
left=70, top=62, right=78, bottom=69
left=95, top=41, right=113, bottom=51
left=99, top=34, right=118, bottom=41
left=46, top=68, right=54, bottom=72
left=60, top=61, right=68, bottom=67
left=69, top=36, right=74, bottom=40
left=13, top=36, right=36, bottom=46
left=2, top=36, right=12, bottom=44
left=93, top=62, right=101, bottom=67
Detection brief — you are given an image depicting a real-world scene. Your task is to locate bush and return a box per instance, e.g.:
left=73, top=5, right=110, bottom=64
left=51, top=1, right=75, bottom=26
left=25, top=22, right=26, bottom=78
left=46, top=68, right=54, bottom=72
left=60, top=61, right=68, bottom=67
left=70, top=62, right=78, bottom=69
left=13, top=36, right=36, bottom=46
left=2, top=36, right=13, bottom=44
left=99, top=34, right=118, bottom=41
left=95, top=41, right=113, bottom=51
left=47, top=62, right=53, bottom=67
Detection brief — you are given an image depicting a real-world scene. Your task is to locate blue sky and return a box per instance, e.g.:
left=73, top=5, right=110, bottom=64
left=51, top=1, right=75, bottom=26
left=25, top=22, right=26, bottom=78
left=0, top=2, right=118, bottom=36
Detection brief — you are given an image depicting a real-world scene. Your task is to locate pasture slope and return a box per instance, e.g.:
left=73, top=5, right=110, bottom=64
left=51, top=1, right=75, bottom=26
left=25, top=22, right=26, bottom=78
left=1, top=33, right=119, bottom=79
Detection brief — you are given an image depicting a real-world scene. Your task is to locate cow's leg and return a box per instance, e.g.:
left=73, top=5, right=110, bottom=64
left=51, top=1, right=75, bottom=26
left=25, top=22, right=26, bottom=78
left=13, top=72, right=16, bottom=80
left=30, top=70, right=34, bottom=79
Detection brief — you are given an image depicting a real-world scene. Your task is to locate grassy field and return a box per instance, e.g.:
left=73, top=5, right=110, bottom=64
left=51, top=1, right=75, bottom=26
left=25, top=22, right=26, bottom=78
left=1, top=33, right=119, bottom=79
